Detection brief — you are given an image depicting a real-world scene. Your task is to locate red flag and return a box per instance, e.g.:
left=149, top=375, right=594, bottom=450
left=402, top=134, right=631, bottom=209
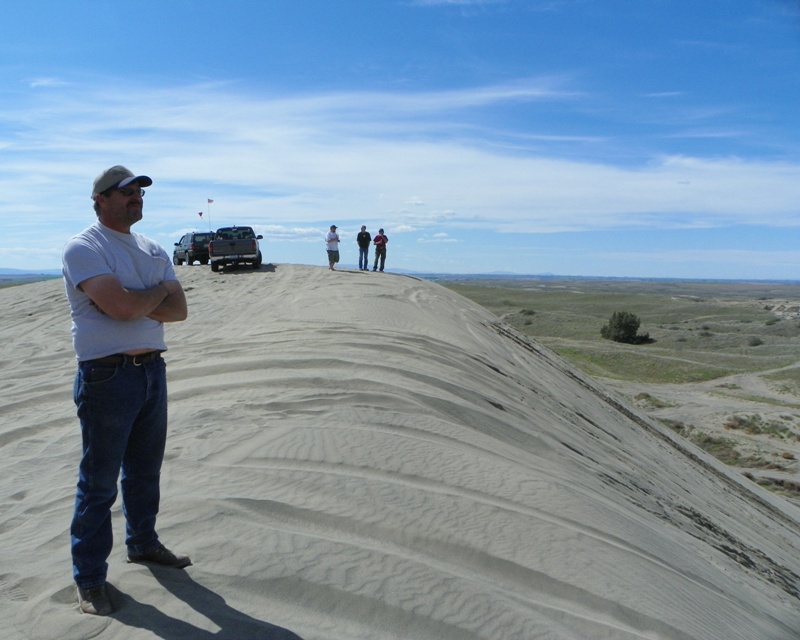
left=198, top=212, right=203, bottom=218
left=207, top=199, right=214, bottom=204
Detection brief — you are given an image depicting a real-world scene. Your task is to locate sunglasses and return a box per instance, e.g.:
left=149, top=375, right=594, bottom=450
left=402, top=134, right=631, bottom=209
left=105, top=186, right=145, bottom=197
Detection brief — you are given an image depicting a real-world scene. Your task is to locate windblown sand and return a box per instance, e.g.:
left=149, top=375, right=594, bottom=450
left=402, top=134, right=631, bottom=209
left=2, top=264, right=799, bottom=640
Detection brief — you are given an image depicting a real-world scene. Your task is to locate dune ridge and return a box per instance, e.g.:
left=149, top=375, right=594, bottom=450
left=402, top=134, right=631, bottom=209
left=1, top=264, right=799, bottom=640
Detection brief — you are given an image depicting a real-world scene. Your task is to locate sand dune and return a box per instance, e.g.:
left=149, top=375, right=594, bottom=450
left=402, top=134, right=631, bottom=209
left=2, top=264, right=799, bottom=640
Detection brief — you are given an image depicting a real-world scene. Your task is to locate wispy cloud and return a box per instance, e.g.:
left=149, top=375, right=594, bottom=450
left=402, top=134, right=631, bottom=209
left=2, top=78, right=800, bottom=271
left=28, top=77, right=69, bottom=88
left=644, top=92, right=684, bottom=99
left=418, top=233, right=459, bottom=243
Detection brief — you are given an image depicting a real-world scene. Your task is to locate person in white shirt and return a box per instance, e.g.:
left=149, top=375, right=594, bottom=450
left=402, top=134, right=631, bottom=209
left=325, top=224, right=340, bottom=270
left=62, top=165, right=190, bottom=616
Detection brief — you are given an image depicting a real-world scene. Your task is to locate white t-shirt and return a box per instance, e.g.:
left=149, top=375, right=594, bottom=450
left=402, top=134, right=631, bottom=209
left=62, top=221, right=177, bottom=361
left=325, top=231, right=340, bottom=251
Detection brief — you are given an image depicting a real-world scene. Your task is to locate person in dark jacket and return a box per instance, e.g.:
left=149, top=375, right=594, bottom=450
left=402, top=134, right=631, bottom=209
left=356, top=225, right=371, bottom=271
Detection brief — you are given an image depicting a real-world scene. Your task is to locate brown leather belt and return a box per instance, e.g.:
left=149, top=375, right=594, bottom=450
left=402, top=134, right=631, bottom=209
left=86, top=351, right=162, bottom=366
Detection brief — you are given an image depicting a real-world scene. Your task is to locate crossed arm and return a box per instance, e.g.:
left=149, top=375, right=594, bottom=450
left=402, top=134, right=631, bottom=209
left=79, top=274, right=188, bottom=323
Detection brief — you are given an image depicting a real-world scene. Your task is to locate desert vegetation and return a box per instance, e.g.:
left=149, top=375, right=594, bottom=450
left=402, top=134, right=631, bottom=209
left=601, top=310, right=650, bottom=344
left=440, top=277, right=800, bottom=383
left=441, top=276, right=800, bottom=501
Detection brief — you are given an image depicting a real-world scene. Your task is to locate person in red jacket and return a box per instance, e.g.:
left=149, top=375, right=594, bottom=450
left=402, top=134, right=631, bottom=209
left=372, top=228, right=388, bottom=272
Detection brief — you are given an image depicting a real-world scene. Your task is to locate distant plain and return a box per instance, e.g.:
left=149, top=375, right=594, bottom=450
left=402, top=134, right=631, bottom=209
left=440, top=276, right=800, bottom=502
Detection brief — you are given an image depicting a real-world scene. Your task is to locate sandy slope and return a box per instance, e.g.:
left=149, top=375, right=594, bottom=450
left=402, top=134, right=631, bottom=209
left=1, top=264, right=799, bottom=640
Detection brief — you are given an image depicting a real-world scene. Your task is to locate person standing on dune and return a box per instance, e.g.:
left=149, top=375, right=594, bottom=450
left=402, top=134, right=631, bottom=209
left=326, top=224, right=340, bottom=270
left=62, top=165, right=190, bottom=617
left=372, top=228, right=388, bottom=272
left=356, top=225, right=371, bottom=271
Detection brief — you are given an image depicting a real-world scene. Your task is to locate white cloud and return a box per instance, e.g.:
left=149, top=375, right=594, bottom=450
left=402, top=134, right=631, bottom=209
left=3, top=78, right=800, bottom=271
left=28, top=77, right=69, bottom=88
left=417, top=233, right=459, bottom=243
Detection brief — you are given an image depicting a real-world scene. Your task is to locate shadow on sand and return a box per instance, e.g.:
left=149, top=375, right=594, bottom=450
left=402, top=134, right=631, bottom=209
left=110, top=568, right=303, bottom=640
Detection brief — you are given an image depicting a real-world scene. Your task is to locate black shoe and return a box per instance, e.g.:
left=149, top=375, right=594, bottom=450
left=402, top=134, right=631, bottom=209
left=77, top=584, right=114, bottom=616
left=128, top=544, right=192, bottom=569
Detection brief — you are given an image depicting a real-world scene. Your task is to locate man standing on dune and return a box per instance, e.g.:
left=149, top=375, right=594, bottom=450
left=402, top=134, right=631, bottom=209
left=326, top=224, right=340, bottom=270
left=356, top=225, right=371, bottom=271
left=62, top=165, right=190, bottom=616
left=373, top=228, right=388, bottom=272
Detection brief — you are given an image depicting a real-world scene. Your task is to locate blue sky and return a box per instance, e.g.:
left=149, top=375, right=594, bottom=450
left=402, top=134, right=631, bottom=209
left=2, top=0, right=800, bottom=278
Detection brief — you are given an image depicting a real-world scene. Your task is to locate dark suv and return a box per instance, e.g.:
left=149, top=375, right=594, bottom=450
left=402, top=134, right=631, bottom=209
left=173, top=232, right=214, bottom=265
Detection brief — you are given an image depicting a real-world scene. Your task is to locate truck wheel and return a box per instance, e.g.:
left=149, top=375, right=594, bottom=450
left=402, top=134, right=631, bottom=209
left=211, top=262, right=220, bottom=272
left=253, top=252, right=262, bottom=269
left=173, top=256, right=182, bottom=266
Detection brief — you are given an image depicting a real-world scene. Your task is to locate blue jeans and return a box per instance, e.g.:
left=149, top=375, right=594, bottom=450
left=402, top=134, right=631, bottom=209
left=71, top=357, right=168, bottom=588
left=358, top=247, right=369, bottom=270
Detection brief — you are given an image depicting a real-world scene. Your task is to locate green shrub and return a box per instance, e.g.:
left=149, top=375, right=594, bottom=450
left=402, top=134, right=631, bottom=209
left=600, top=311, right=650, bottom=344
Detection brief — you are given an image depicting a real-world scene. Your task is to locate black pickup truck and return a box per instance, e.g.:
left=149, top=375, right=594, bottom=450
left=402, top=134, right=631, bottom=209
left=208, top=226, right=263, bottom=272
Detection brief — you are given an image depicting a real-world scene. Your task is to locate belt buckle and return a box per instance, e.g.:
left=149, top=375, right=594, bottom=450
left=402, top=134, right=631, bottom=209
left=131, top=353, right=149, bottom=366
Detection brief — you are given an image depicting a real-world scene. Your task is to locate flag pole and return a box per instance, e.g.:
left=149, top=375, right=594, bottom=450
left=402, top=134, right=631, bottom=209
left=207, top=198, right=214, bottom=232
